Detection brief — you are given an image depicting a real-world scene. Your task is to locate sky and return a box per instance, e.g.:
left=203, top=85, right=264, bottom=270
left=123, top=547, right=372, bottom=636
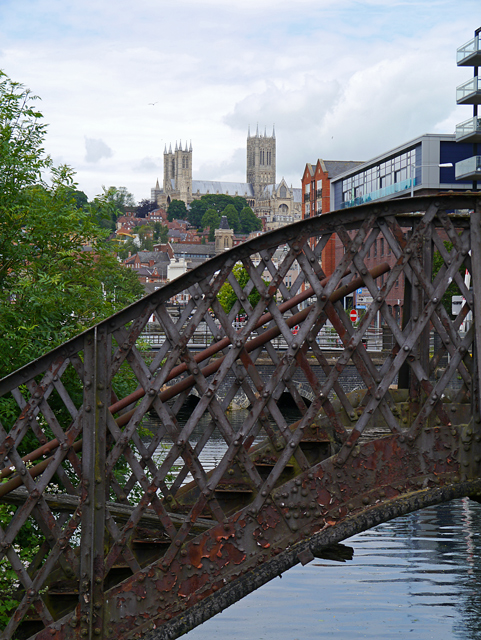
left=0, top=0, right=480, bottom=203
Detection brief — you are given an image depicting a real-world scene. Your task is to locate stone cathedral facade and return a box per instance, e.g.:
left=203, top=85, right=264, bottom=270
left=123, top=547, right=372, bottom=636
left=150, top=127, right=302, bottom=230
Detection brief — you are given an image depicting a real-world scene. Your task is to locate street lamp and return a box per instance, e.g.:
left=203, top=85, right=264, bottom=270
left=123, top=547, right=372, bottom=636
left=410, top=162, right=453, bottom=197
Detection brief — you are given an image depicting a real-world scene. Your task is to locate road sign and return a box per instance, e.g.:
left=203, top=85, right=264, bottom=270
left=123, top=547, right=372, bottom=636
left=350, top=309, right=358, bottom=322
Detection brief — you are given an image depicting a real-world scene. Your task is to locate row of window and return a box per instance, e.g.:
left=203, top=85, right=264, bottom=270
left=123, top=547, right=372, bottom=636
left=259, top=150, right=272, bottom=166
left=342, top=148, right=418, bottom=202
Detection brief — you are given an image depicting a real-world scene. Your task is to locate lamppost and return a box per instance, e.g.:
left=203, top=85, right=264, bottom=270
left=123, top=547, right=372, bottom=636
left=410, top=162, right=453, bottom=197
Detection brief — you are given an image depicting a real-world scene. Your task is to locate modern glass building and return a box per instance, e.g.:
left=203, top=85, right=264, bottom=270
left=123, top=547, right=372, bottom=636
left=455, top=30, right=481, bottom=183
left=330, top=133, right=473, bottom=211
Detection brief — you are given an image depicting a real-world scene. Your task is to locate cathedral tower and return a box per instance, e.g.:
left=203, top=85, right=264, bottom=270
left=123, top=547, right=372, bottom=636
left=163, top=141, right=193, bottom=203
left=246, top=125, right=276, bottom=198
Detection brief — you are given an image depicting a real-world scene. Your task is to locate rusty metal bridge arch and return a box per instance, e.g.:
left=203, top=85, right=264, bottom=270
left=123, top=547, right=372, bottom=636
left=2, top=193, right=481, bottom=640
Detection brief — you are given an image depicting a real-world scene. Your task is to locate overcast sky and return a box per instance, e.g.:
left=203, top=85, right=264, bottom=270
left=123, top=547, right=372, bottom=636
left=0, top=0, right=479, bottom=203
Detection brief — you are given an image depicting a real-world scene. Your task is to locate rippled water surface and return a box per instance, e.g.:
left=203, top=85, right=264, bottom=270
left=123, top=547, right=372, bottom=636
left=185, top=498, right=481, bottom=640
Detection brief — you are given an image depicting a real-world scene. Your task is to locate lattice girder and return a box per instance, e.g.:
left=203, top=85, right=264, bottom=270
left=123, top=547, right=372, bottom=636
left=0, top=194, right=481, bottom=640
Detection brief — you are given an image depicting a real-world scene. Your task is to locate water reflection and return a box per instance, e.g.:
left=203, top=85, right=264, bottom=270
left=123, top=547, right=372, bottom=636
left=184, top=499, right=481, bottom=640
left=143, top=401, right=304, bottom=480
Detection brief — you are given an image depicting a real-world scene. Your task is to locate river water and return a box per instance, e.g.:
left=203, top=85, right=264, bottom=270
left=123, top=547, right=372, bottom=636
left=145, top=409, right=481, bottom=639
left=185, top=498, right=481, bottom=640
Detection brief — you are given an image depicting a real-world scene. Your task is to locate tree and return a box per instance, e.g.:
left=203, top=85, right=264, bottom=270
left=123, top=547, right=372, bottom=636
left=153, top=221, right=169, bottom=243
left=217, top=263, right=262, bottom=313
left=91, top=186, right=136, bottom=231
left=240, top=206, right=262, bottom=234
left=222, top=204, right=241, bottom=234
left=167, top=199, right=188, bottom=221
left=200, top=194, right=248, bottom=215
left=137, top=198, right=158, bottom=218
left=187, top=194, right=249, bottom=228
left=0, top=73, right=148, bottom=623
left=0, top=72, right=144, bottom=376
left=104, top=185, right=136, bottom=212
left=67, top=188, right=89, bottom=210
left=201, top=208, right=220, bottom=241
left=188, top=199, right=207, bottom=228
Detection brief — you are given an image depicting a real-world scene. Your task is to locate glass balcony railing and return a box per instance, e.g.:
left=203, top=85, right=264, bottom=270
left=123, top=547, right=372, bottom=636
left=456, top=77, right=481, bottom=105
left=456, top=116, right=481, bottom=142
left=340, top=178, right=412, bottom=209
left=457, top=36, right=481, bottom=66
left=455, top=156, right=481, bottom=181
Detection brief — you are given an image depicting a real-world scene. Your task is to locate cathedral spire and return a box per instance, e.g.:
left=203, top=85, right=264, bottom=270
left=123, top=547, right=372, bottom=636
left=169, top=142, right=172, bottom=153
left=164, top=143, right=167, bottom=154
left=264, top=125, right=267, bottom=137
left=272, top=124, right=276, bottom=138
left=256, top=123, right=259, bottom=137
left=175, top=140, right=178, bottom=151
left=248, top=124, right=251, bottom=138
left=189, top=140, right=192, bottom=152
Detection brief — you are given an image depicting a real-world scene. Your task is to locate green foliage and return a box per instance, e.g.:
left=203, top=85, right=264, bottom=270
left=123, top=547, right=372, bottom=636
left=240, top=206, right=262, bottom=233
left=167, top=199, right=187, bottom=221
left=187, top=194, right=249, bottom=228
left=187, top=199, right=206, bottom=228
left=0, top=73, right=144, bottom=377
left=67, top=188, right=89, bottom=210
left=0, top=503, right=41, bottom=628
left=136, top=198, right=157, bottom=218
left=0, top=72, right=147, bottom=618
left=222, top=204, right=240, bottom=234
left=217, top=263, right=262, bottom=313
left=201, top=208, right=221, bottom=241
left=0, top=71, right=50, bottom=203
left=91, top=186, right=136, bottom=231
left=432, top=241, right=464, bottom=314
left=152, top=221, right=169, bottom=243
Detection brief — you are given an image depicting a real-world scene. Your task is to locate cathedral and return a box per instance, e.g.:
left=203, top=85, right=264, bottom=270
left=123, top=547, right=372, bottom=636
left=150, top=127, right=302, bottom=230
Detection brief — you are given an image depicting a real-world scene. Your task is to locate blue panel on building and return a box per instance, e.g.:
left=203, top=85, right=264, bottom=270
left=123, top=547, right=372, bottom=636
left=440, top=140, right=474, bottom=184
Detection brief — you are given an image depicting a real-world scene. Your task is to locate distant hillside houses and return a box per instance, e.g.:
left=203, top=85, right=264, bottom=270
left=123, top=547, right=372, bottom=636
left=122, top=222, right=262, bottom=301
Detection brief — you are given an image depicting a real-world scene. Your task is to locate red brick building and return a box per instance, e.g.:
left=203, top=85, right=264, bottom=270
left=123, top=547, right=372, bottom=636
left=301, top=160, right=363, bottom=275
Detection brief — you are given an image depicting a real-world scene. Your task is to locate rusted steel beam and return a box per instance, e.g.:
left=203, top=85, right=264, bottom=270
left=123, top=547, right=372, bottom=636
left=0, top=440, right=83, bottom=498
left=109, top=269, right=352, bottom=415
left=2, top=264, right=388, bottom=486
left=78, top=414, right=471, bottom=640
left=115, top=262, right=390, bottom=427
left=1, top=191, right=476, bottom=395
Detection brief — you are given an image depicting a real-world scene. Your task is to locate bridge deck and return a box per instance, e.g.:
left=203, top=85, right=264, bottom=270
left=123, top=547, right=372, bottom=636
left=1, top=194, right=481, bottom=640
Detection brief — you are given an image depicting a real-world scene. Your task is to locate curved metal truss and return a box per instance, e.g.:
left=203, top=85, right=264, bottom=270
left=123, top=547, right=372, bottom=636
left=1, top=193, right=481, bottom=640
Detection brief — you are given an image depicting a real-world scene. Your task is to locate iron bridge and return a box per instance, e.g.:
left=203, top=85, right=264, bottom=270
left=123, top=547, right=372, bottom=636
left=1, top=194, right=481, bottom=640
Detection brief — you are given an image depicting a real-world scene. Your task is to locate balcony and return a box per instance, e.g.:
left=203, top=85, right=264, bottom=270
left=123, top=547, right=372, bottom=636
left=457, top=36, right=481, bottom=67
left=457, top=77, right=481, bottom=105
left=456, top=116, right=481, bottom=142
left=455, top=156, right=481, bottom=181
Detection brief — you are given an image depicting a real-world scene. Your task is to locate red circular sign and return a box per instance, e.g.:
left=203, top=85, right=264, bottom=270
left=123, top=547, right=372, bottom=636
left=350, top=309, right=358, bottom=322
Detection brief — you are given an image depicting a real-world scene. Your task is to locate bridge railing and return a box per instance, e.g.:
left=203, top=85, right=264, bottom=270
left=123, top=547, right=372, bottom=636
left=0, top=193, right=480, bottom=640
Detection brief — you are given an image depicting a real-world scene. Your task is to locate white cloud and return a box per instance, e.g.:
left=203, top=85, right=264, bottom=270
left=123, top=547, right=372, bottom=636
left=84, top=137, right=113, bottom=163
left=0, top=0, right=478, bottom=200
